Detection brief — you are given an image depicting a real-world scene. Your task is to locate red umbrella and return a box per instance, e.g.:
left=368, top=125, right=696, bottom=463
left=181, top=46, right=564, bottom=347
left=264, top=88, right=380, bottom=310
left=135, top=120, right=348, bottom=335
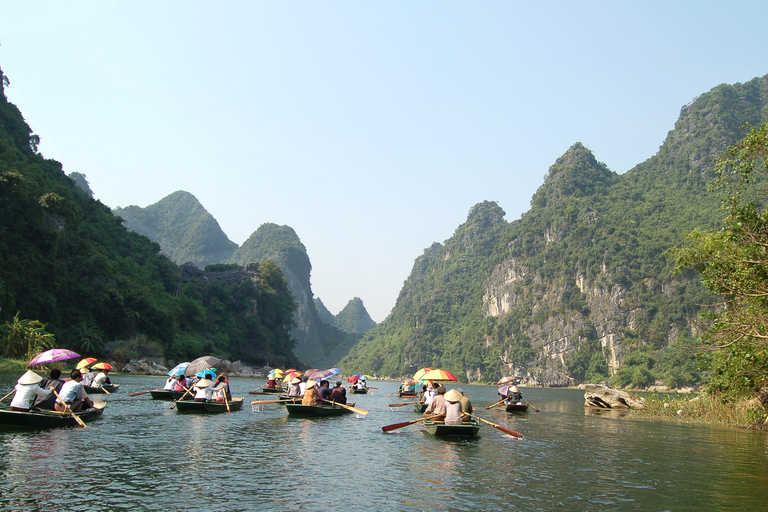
left=420, top=369, right=458, bottom=381
left=412, top=368, right=433, bottom=381
left=28, top=348, right=80, bottom=365
left=91, top=362, right=114, bottom=370
left=347, top=375, right=360, bottom=384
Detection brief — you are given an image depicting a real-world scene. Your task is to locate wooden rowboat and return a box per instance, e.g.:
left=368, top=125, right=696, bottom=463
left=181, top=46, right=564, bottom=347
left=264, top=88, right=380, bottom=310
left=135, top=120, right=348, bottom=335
left=150, top=389, right=194, bottom=401
left=424, top=419, right=480, bottom=438
left=505, top=401, right=529, bottom=413
left=414, top=403, right=427, bottom=413
left=84, top=383, right=120, bottom=394
left=0, top=401, right=106, bottom=428
left=174, top=397, right=243, bottom=413
left=285, top=402, right=357, bottom=417
left=350, top=387, right=368, bottom=394
left=398, top=390, right=418, bottom=398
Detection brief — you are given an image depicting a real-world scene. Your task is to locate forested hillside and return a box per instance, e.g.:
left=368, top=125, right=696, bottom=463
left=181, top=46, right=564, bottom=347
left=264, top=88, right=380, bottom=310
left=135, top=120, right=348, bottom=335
left=0, top=66, right=298, bottom=368
left=340, top=74, right=768, bottom=388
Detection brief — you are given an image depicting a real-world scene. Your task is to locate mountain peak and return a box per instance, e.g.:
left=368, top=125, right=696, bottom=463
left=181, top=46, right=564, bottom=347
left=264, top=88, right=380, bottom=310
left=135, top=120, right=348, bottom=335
left=532, top=143, right=616, bottom=207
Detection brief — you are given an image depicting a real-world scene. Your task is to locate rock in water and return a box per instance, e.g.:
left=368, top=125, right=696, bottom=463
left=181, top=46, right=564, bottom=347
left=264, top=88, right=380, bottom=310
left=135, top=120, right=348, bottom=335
left=583, top=384, right=645, bottom=409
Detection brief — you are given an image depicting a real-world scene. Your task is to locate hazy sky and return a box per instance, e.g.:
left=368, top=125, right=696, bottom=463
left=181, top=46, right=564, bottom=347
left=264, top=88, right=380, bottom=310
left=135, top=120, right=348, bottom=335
left=2, top=2, right=767, bottom=322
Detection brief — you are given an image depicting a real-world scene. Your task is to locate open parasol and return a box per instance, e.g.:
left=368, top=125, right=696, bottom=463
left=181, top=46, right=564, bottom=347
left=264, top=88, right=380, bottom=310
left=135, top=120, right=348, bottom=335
left=28, top=348, right=80, bottom=366
left=184, top=356, right=222, bottom=377
left=497, top=376, right=517, bottom=385
left=91, top=362, right=114, bottom=371
left=76, top=357, right=97, bottom=370
left=283, top=371, right=303, bottom=383
left=412, top=368, right=433, bottom=381
left=308, top=368, right=341, bottom=381
left=420, top=369, right=458, bottom=381
left=168, top=362, right=190, bottom=376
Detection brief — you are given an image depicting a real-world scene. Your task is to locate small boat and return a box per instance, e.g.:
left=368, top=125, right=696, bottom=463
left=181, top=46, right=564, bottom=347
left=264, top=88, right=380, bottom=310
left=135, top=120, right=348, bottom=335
left=399, top=390, right=418, bottom=398
left=84, top=383, right=120, bottom=394
left=424, top=419, right=481, bottom=438
left=350, top=387, right=368, bottom=394
left=250, top=387, right=285, bottom=394
left=285, top=402, right=356, bottom=417
left=275, top=395, right=303, bottom=405
left=174, top=398, right=244, bottom=413
left=0, top=401, right=107, bottom=428
left=149, top=389, right=194, bottom=401
left=505, top=401, right=529, bottom=413
left=414, top=402, right=427, bottom=413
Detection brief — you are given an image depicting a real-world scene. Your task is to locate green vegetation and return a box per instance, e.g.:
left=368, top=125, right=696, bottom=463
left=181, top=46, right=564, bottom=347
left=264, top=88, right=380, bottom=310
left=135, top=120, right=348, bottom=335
left=0, top=66, right=298, bottom=368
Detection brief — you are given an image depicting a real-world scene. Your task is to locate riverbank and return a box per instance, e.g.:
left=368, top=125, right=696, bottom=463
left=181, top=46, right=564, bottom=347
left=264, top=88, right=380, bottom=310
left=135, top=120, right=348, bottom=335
left=632, top=391, right=768, bottom=430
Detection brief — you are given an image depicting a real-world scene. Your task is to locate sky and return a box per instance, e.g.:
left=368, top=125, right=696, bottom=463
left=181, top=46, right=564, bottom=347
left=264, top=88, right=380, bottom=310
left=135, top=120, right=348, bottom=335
left=2, top=2, right=768, bottom=322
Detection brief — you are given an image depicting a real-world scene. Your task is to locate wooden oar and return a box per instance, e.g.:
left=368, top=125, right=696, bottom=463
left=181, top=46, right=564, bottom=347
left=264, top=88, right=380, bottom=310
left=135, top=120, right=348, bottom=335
left=329, top=400, right=368, bottom=416
left=223, top=391, right=230, bottom=413
left=99, top=385, right=111, bottom=395
left=0, top=389, right=15, bottom=403
left=467, top=413, right=523, bottom=438
left=388, top=402, right=418, bottom=407
left=250, top=397, right=302, bottom=405
left=170, top=386, right=194, bottom=409
left=525, top=399, right=540, bottom=412
left=382, top=414, right=442, bottom=432
left=127, top=389, right=157, bottom=397
left=52, top=389, right=87, bottom=428
left=485, top=398, right=507, bottom=410
left=367, top=387, right=378, bottom=390
left=386, top=391, right=396, bottom=396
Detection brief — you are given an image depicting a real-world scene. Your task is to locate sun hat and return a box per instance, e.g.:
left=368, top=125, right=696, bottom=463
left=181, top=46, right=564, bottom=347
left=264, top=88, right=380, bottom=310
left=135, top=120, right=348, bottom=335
left=195, top=378, right=214, bottom=388
left=17, top=370, right=43, bottom=385
left=290, top=377, right=301, bottom=385
left=306, top=379, right=317, bottom=389
left=510, top=385, right=520, bottom=393
left=444, top=389, right=463, bottom=403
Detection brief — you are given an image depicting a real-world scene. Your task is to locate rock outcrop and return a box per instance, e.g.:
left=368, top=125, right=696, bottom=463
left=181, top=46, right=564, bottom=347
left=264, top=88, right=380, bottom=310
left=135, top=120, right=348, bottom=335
left=582, top=384, right=645, bottom=409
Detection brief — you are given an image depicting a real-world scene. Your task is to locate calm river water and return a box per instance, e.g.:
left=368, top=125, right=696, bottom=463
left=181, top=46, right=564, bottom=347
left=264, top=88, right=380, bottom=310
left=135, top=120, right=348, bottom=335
left=1, top=374, right=767, bottom=511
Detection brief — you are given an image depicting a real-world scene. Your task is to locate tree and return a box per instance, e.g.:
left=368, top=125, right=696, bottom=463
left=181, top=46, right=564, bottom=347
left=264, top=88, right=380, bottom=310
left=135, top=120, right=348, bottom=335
left=674, top=123, right=768, bottom=395
left=0, top=312, right=55, bottom=360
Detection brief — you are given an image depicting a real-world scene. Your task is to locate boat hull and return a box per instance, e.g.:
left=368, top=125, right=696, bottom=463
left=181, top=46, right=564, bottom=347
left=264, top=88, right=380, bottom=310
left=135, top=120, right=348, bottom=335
left=285, top=402, right=356, bottom=416
left=84, top=384, right=120, bottom=394
left=174, top=397, right=243, bottom=413
left=399, top=391, right=418, bottom=398
left=424, top=419, right=480, bottom=437
left=505, top=402, right=529, bottom=413
left=350, top=388, right=368, bottom=394
left=414, top=403, right=427, bottom=413
left=0, top=401, right=106, bottom=428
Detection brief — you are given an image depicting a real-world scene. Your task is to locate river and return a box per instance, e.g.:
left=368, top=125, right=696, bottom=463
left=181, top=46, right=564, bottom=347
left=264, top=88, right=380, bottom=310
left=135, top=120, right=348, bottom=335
left=0, top=374, right=766, bottom=511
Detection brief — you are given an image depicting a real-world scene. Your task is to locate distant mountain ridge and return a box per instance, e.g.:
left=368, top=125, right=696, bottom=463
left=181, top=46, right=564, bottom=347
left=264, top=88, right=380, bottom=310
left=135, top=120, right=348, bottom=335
left=339, top=73, right=768, bottom=387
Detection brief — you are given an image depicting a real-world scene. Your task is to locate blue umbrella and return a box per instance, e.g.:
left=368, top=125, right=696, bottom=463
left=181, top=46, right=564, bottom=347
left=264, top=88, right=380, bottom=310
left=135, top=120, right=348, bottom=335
left=308, top=368, right=341, bottom=381
left=196, top=368, right=217, bottom=378
left=168, top=362, right=190, bottom=376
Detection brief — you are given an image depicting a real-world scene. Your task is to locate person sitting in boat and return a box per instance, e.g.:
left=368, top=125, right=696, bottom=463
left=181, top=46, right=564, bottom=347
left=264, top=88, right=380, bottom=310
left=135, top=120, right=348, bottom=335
left=80, top=368, right=95, bottom=387
left=10, top=370, right=52, bottom=412
left=456, top=388, right=473, bottom=415
left=91, top=368, right=112, bottom=389
left=173, top=374, right=189, bottom=392
left=423, top=385, right=447, bottom=421
left=163, top=375, right=177, bottom=390
left=423, top=383, right=436, bottom=405
left=266, top=377, right=277, bottom=389
left=212, top=374, right=231, bottom=401
left=354, top=379, right=367, bottom=391
left=508, top=385, right=523, bottom=404
left=302, top=380, right=320, bottom=405
left=443, top=389, right=467, bottom=425
left=418, top=384, right=428, bottom=402
left=317, top=380, right=333, bottom=403
left=330, top=380, right=347, bottom=404
left=193, top=378, right=215, bottom=402
left=400, top=380, right=411, bottom=394
left=55, top=370, right=94, bottom=413
left=287, top=377, right=302, bottom=398
left=31, top=369, right=65, bottom=410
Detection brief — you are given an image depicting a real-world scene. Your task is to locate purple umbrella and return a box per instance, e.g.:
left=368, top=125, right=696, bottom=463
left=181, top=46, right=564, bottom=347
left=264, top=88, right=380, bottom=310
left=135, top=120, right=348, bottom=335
left=308, top=368, right=341, bottom=381
left=28, top=348, right=80, bottom=365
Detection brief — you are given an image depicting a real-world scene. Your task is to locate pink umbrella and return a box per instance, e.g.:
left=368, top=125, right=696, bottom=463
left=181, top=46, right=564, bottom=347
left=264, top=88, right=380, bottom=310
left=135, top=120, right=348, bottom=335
left=28, top=348, right=80, bottom=365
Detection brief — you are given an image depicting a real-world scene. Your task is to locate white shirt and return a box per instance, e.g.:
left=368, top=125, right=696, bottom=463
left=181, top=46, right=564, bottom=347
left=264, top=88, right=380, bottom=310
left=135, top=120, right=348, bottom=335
left=92, top=372, right=108, bottom=387
left=56, top=380, right=89, bottom=404
left=10, top=383, right=51, bottom=409
left=81, top=372, right=95, bottom=386
left=163, top=377, right=176, bottom=390
left=194, top=385, right=214, bottom=400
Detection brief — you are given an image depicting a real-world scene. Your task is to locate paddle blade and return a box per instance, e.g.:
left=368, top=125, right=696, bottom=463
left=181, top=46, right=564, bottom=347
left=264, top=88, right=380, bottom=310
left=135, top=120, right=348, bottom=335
left=382, top=420, right=419, bottom=432
left=127, top=390, right=152, bottom=397
left=250, top=400, right=280, bottom=405
left=493, top=424, right=524, bottom=438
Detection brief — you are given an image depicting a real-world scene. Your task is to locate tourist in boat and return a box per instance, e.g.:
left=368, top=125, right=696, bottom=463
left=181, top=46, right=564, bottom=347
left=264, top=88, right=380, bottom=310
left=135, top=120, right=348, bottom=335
left=456, top=388, right=473, bottom=414
left=301, top=380, right=320, bottom=405
left=32, top=369, right=65, bottom=410
left=55, top=370, right=94, bottom=412
left=423, top=385, right=447, bottom=420
left=212, top=374, right=231, bottom=401
left=173, top=374, right=189, bottom=392
left=317, top=380, right=332, bottom=403
left=10, top=370, right=52, bottom=412
left=163, top=374, right=177, bottom=390
left=287, top=377, right=302, bottom=398
left=443, top=389, right=466, bottom=425
left=507, top=385, right=523, bottom=404
left=422, top=383, right=436, bottom=405
left=91, top=368, right=112, bottom=389
left=193, top=378, right=215, bottom=402
left=330, top=380, right=347, bottom=404
left=81, top=367, right=95, bottom=387
left=266, top=376, right=277, bottom=389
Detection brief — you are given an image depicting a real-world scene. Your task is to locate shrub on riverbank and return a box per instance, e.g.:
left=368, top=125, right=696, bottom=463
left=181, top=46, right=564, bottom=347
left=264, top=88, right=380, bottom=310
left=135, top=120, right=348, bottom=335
left=0, top=358, right=28, bottom=373
left=637, top=392, right=767, bottom=430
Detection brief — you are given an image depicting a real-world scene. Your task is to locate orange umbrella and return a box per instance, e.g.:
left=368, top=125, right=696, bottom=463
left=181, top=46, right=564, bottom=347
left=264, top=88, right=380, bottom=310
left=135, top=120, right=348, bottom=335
left=76, top=357, right=97, bottom=370
left=282, top=371, right=303, bottom=383
left=412, top=368, right=433, bottom=381
left=91, top=362, right=114, bottom=370
left=420, top=369, right=457, bottom=381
